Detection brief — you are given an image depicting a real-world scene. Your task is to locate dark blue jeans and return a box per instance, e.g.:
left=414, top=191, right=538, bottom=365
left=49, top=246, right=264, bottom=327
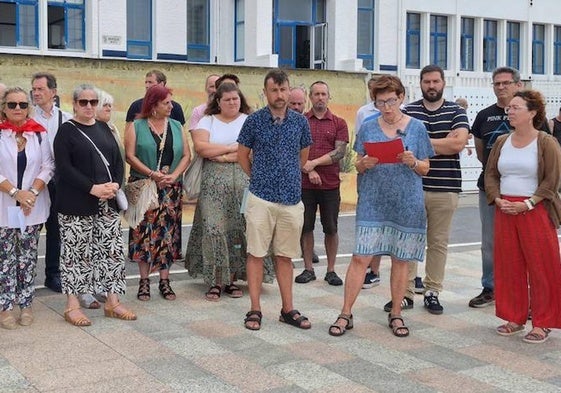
left=44, top=181, right=61, bottom=279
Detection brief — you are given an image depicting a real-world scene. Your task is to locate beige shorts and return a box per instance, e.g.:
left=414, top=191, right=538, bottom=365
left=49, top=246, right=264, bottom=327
left=245, top=191, right=304, bottom=258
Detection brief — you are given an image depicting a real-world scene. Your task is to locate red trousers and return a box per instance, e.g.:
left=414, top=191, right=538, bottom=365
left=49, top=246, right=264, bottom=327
left=494, top=196, right=561, bottom=328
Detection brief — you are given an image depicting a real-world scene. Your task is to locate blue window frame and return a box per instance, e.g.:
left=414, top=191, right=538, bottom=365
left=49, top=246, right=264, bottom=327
left=187, top=0, right=210, bottom=62
left=234, top=0, right=244, bottom=61
left=555, top=26, right=561, bottom=75
left=483, top=19, right=497, bottom=72
left=406, top=12, right=421, bottom=69
left=0, top=0, right=38, bottom=48
left=430, top=15, right=448, bottom=69
left=127, top=0, right=151, bottom=59
left=460, top=17, right=474, bottom=71
left=47, top=0, right=85, bottom=50
left=506, top=21, right=520, bottom=70
left=273, top=0, right=326, bottom=69
left=357, top=0, right=374, bottom=70
left=532, top=24, right=545, bottom=75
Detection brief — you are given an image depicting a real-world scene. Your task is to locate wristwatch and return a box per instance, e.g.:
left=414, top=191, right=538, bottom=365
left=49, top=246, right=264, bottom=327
left=8, top=187, right=19, bottom=198
left=30, top=187, right=40, bottom=196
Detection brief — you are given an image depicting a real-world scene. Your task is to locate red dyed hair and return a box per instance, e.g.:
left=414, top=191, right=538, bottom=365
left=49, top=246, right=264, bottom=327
left=138, top=85, right=172, bottom=119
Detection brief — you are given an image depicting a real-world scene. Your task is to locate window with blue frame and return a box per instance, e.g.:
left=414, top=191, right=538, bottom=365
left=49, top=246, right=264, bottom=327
left=235, top=0, right=244, bottom=61
left=406, top=13, right=421, bottom=69
left=460, top=17, right=474, bottom=71
left=187, top=0, right=210, bottom=62
left=555, top=26, right=561, bottom=75
left=357, top=0, right=374, bottom=70
left=506, top=21, right=520, bottom=70
left=0, top=0, right=38, bottom=48
left=47, top=0, right=84, bottom=50
left=430, top=15, right=447, bottom=69
left=483, top=19, right=497, bottom=72
left=532, top=24, right=545, bottom=75
left=127, top=0, right=151, bottom=59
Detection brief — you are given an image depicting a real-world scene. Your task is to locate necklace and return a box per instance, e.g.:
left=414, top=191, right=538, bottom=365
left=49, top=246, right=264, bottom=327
left=382, top=114, right=404, bottom=125
left=148, top=118, right=168, bottom=151
left=16, top=133, right=26, bottom=151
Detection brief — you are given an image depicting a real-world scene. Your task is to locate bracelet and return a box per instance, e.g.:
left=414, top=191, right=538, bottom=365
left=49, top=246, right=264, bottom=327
left=147, top=170, right=154, bottom=178
left=410, top=160, right=418, bottom=170
left=8, top=187, right=19, bottom=198
left=524, top=199, right=534, bottom=211
left=29, top=187, right=40, bottom=196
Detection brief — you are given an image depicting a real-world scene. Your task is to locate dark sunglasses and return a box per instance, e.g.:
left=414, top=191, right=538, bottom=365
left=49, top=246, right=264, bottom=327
left=6, top=102, right=29, bottom=110
left=77, top=99, right=99, bottom=107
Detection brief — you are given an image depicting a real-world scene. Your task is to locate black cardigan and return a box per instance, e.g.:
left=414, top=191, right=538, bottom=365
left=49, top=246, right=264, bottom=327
left=54, top=120, right=124, bottom=215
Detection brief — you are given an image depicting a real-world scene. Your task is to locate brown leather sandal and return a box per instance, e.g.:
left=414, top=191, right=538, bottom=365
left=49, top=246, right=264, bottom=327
left=64, top=307, right=91, bottom=327
left=104, top=302, right=137, bottom=321
left=328, top=313, right=353, bottom=336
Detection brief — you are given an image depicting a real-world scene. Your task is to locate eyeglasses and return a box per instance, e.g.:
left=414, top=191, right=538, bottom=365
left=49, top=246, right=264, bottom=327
left=6, top=102, right=29, bottom=110
left=492, top=81, right=515, bottom=88
left=374, top=97, right=399, bottom=108
left=504, top=105, right=527, bottom=114
left=76, top=99, right=99, bottom=107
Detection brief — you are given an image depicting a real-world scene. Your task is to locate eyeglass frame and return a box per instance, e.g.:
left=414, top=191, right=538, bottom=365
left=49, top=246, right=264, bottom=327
left=492, top=80, right=516, bottom=88
left=6, top=102, right=30, bottom=110
left=374, top=97, right=400, bottom=109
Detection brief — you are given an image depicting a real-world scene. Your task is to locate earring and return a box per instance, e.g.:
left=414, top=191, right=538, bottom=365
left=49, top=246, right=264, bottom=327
left=152, top=110, right=156, bottom=117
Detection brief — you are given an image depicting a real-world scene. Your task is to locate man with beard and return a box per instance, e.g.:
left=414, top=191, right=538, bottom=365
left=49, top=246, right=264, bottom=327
left=237, top=69, right=313, bottom=331
left=384, top=65, right=469, bottom=315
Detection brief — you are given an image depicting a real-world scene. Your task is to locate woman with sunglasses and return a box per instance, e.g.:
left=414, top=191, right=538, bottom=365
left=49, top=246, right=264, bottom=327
left=125, top=85, right=190, bottom=302
left=54, top=84, right=136, bottom=326
left=0, top=87, right=54, bottom=329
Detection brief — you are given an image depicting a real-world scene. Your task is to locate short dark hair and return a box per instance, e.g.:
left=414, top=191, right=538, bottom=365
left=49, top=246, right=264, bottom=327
left=371, top=75, right=405, bottom=98
left=146, top=69, right=167, bottom=85
left=264, top=69, right=289, bottom=87
left=205, top=82, right=251, bottom=116
left=32, top=72, right=57, bottom=89
left=492, top=66, right=521, bottom=83
left=420, top=64, right=445, bottom=81
left=309, top=80, right=329, bottom=96
left=215, top=73, right=240, bottom=89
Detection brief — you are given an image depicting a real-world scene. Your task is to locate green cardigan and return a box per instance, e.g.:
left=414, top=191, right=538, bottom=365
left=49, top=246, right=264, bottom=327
left=131, top=118, right=184, bottom=181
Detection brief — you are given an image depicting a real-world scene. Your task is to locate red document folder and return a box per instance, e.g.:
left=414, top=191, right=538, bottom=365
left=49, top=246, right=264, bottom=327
left=363, top=138, right=405, bottom=163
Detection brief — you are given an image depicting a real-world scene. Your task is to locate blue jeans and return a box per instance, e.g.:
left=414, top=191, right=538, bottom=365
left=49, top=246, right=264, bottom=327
left=479, top=190, right=494, bottom=290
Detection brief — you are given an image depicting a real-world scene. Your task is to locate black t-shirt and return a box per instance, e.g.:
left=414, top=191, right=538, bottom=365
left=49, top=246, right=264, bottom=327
left=125, top=98, right=186, bottom=125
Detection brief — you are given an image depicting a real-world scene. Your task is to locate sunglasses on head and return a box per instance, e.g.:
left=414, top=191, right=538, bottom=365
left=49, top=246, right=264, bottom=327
left=77, top=99, right=99, bottom=107
left=6, top=102, right=29, bottom=110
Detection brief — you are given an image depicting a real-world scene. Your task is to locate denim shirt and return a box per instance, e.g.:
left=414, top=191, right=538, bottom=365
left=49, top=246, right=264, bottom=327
left=238, top=106, right=312, bottom=205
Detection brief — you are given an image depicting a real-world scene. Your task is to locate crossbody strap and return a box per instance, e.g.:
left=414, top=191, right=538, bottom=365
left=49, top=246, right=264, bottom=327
left=69, top=120, right=114, bottom=183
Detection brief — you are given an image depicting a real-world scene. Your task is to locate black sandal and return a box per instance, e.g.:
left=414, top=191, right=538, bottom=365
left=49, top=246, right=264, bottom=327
left=279, top=309, right=311, bottom=329
left=223, top=284, right=243, bottom=298
left=158, top=279, right=176, bottom=301
left=205, top=285, right=221, bottom=301
left=137, top=278, right=150, bottom=301
left=388, top=314, right=409, bottom=337
left=244, top=310, right=262, bottom=330
left=328, top=313, right=353, bottom=336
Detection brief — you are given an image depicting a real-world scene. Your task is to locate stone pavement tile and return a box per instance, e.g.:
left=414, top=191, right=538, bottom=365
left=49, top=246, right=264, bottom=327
left=282, top=341, right=355, bottom=365
left=24, top=358, right=146, bottom=391
left=167, top=376, right=243, bottom=393
left=0, top=360, right=32, bottom=392
left=162, top=335, right=228, bottom=358
left=407, top=345, right=487, bottom=372
left=460, top=364, right=561, bottom=393
left=47, top=373, right=174, bottom=393
left=413, top=326, right=481, bottom=350
left=459, top=344, right=561, bottom=380
left=349, top=320, right=431, bottom=352
left=267, top=360, right=351, bottom=390
left=94, top=329, right=177, bottom=362
left=192, top=352, right=288, bottom=392
left=325, top=358, right=435, bottom=393
left=213, top=336, right=299, bottom=368
left=407, top=366, right=497, bottom=393
left=311, top=382, right=377, bottom=393
left=188, top=318, right=244, bottom=338
left=140, top=355, right=212, bottom=387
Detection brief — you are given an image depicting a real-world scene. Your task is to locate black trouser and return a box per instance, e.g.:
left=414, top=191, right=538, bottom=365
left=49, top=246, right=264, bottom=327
left=44, top=181, right=61, bottom=279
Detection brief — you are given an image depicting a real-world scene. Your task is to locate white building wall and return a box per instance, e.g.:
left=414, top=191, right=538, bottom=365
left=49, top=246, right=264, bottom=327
left=99, top=0, right=127, bottom=55
left=156, top=0, right=187, bottom=57
left=242, top=0, right=277, bottom=67
left=214, top=1, right=235, bottom=64
left=328, top=1, right=361, bottom=71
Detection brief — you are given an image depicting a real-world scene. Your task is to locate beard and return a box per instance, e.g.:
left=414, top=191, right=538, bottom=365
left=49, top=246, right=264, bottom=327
left=422, top=89, right=444, bottom=103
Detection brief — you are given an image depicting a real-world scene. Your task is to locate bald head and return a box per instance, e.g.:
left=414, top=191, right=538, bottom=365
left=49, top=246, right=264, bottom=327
left=288, top=87, right=307, bottom=114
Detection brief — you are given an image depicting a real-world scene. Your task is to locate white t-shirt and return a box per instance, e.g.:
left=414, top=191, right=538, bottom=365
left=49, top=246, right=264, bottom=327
left=498, top=134, right=538, bottom=197
left=196, top=114, right=248, bottom=145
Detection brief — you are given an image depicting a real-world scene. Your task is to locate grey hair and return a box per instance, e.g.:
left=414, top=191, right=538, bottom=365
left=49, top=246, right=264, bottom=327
left=96, top=88, right=114, bottom=107
left=492, top=66, right=521, bottom=83
left=72, top=84, right=97, bottom=101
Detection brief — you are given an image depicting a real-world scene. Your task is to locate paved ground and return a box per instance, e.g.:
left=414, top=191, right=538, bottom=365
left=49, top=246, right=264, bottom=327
left=2, top=192, right=561, bottom=392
